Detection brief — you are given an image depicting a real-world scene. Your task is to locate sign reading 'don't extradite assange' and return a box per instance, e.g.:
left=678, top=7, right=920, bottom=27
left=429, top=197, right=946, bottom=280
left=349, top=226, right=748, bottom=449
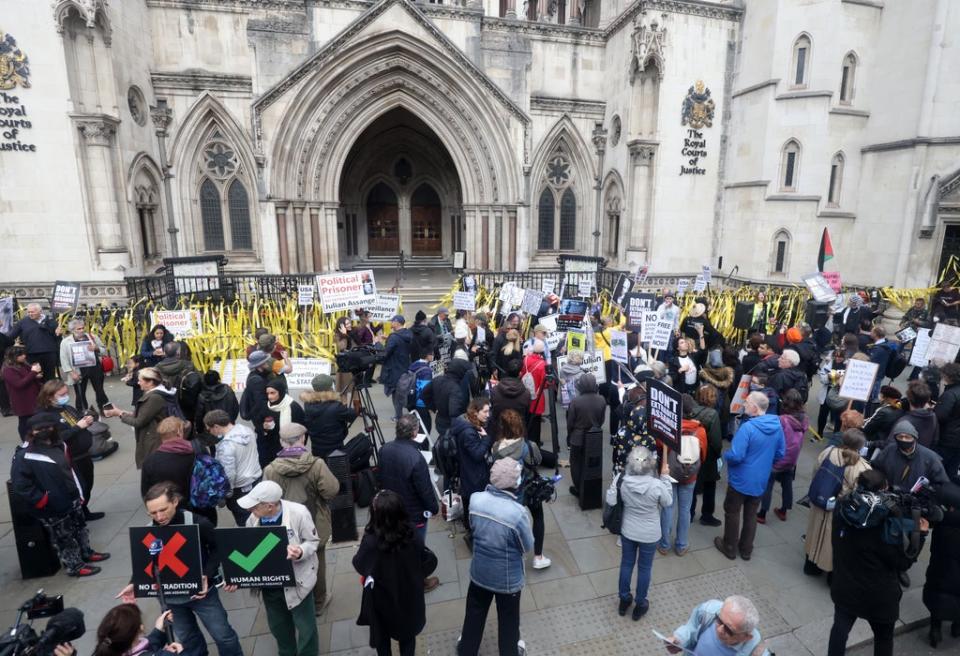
left=218, top=527, right=295, bottom=588
left=316, top=270, right=377, bottom=312
left=51, top=281, right=80, bottom=314
left=646, top=379, right=682, bottom=452
left=129, top=524, right=203, bottom=598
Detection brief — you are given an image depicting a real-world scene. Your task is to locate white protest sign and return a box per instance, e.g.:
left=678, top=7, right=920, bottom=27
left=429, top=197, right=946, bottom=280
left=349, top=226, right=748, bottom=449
left=297, top=285, right=315, bottom=306
left=702, top=265, right=712, bottom=284
left=802, top=272, right=837, bottom=303
left=317, top=270, right=377, bottom=312
left=895, top=326, right=918, bottom=344
left=640, top=311, right=659, bottom=344
left=541, top=279, right=556, bottom=295
left=521, top=290, right=545, bottom=315
left=510, top=286, right=526, bottom=308
left=610, top=330, right=629, bottom=364
left=284, top=358, right=333, bottom=389
left=729, top=374, right=752, bottom=414
left=151, top=310, right=202, bottom=338
left=676, top=279, right=690, bottom=296
left=453, top=291, right=476, bottom=312
left=558, top=352, right=606, bottom=384
left=499, top=282, right=517, bottom=303
left=648, top=320, right=674, bottom=351
left=545, top=332, right=564, bottom=351
left=214, top=358, right=250, bottom=391
left=838, top=358, right=880, bottom=402
left=927, top=323, right=960, bottom=365
left=910, top=328, right=932, bottom=367
left=693, top=274, right=707, bottom=293
left=578, top=279, right=593, bottom=297
left=369, top=294, right=401, bottom=322
left=538, top=314, right=558, bottom=333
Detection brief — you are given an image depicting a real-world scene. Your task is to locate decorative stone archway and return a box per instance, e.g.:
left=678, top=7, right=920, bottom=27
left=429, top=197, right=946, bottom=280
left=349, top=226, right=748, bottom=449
left=255, top=0, right=529, bottom=272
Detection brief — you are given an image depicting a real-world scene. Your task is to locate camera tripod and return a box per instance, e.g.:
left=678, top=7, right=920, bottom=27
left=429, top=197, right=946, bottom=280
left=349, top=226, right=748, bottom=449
left=342, top=371, right=387, bottom=466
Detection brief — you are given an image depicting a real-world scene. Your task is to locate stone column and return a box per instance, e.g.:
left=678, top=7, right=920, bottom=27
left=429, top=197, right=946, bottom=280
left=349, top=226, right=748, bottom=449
left=398, top=194, right=411, bottom=258
left=274, top=205, right=290, bottom=273
left=292, top=204, right=306, bottom=273
left=626, top=140, right=657, bottom=254
left=506, top=0, right=516, bottom=18
left=310, top=206, right=323, bottom=271
left=324, top=206, right=340, bottom=272
left=74, top=115, right=129, bottom=269
left=508, top=208, right=518, bottom=270
left=149, top=100, right=178, bottom=257
left=568, top=0, right=580, bottom=25
left=463, top=207, right=478, bottom=268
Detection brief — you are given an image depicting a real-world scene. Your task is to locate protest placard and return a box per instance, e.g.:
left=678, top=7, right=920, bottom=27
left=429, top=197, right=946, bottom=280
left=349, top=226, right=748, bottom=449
left=566, top=330, right=586, bottom=352
left=217, top=527, right=295, bottom=588
left=151, top=310, right=202, bottom=338
left=369, top=293, right=401, bottom=321
left=284, top=359, right=333, bottom=389
left=693, top=274, right=706, bottom=293
left=70, top=342, right=97, bottom=368
left=623, top=293, right=657, bottom=331
left=895, top=326, right=918, bottom=344
left=510, top=285, right=526, bottom=308
left=0, top=296, right=13, bottom=335
left=545, top=332, right=564, bottom=351
left=823, top=271, right=842, bottom=293
left=612, top=275, right=635, bottom=307
left=647, top=379, right=682, bottom=452
left=499, top=282, right=517, bottom=303
left=909, top=328, right=932, bottom=367
left=610, top=330, right=629, bottom=364
left=453, top=291, right=476, bottom=312
left=838, top=358, right=879, bottom=402
left=539, top=314, right=558, bottom=333
left=729, top=374, right=752, bottom=414
left=557, top=299, right=589, bottom=331
left=927, top=323, right=960, bottom=364
left=676, top=279, right=690, bottom=296
left=316, top=270, right=377, bottom=312
left=297, top=285, right=315, bottom=306
left=634, top=264, right=650, bottom=285
left=51, top=281, right=80, bottom=314
left=541, top=279, right=556, bottom=295
left=702, top=265, right=712, bottom=284
left=648, top=320, right=674, bottom=351
left=577, top=278, right=594, bottom=297
left=802, top=272, right=838, bottom=303
left=462, top=275, right=477, bottom=293
left=129, top=524, right=203, bottom=598
left=641, top=311, right=659, bottom=344
left=557, top=352, right=606, bottom=384
left=521, top=289, right=544, bottom=315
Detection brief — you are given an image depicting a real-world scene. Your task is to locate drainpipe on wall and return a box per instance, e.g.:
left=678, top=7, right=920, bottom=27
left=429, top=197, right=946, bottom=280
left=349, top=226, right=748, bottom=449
left=592, top=122, right=608, bottom=258
left=150, top=99, right=180, bottom=258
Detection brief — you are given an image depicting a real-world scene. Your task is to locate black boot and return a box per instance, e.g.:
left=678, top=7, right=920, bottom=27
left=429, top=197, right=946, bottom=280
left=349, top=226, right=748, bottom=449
left=803, top=558, right=823, bottom=577
left=618, top=594, right=632, bottom=617
left=929, top=620, right=942, bottom=647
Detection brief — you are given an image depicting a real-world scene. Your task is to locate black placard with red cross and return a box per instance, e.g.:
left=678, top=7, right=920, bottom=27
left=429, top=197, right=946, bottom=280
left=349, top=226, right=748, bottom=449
left=129, top=524, right=203, bottom=598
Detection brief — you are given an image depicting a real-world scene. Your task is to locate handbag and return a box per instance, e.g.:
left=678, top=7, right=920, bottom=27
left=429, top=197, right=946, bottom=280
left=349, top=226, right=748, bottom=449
left=601, top=473, right=625, bottom=535
left=825, top=387, right=848, bottom=412
left=441, top=489, right=463, bottom=521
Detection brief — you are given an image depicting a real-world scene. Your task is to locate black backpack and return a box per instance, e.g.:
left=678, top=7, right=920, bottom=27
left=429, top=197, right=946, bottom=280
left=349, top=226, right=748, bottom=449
left=602, top=474, right=624, bottom=535
left=393, top=370, right=418, bottom=412
left=432, top=428, right=459, bottom=481
left=884, top=344, right=908, bottom=380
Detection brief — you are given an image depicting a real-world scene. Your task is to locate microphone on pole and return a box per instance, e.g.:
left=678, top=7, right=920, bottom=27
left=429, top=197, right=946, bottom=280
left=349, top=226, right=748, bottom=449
left=148, top=539, right=175, bottom=643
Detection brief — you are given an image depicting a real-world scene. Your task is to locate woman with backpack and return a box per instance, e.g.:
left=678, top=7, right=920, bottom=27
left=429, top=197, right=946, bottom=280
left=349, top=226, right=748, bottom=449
left=352, top=490, right=438, bottom=656
left=657, top=395, right=707, bottom=557
left=260, top=379, right=305, bottom=468
left=92, top=605, right=182, bottom=656
left=451, top=398, right=493, bottom=539
left=520, top=339, right=548, bottom=449
left=104, top=367, right=180, bottom=468
left=690, top=384, right=724, bottom=527
left=491, top=409, right=549, bottom=569
left=758, top=389, right=807, bottom=524
left=803, top=429, right=871, bottom=578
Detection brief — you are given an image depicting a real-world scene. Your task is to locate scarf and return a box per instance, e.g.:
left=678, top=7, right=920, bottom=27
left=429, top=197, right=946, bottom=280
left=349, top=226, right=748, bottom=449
left=269, top=394, right=294, bottom=427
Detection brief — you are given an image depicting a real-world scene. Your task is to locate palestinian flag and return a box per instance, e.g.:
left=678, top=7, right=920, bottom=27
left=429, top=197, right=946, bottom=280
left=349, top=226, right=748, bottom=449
left=817, top=227, right=834, bottom=272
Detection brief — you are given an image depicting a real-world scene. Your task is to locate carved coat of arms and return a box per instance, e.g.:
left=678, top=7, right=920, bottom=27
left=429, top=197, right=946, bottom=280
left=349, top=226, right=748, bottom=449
left=0, top=32, right=30, bottom=90
left=681, top=80, right=714, bottom=129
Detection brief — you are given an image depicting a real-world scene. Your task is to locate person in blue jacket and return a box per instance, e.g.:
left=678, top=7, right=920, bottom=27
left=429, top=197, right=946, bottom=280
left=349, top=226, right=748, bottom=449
left=665, top=596, right=770, bottom=656
left=714, top=391, right=785, bottom=561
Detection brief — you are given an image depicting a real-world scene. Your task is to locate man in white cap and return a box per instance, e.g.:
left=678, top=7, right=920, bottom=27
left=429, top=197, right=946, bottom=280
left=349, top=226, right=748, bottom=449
left=232, top=480, right=320, bottom=656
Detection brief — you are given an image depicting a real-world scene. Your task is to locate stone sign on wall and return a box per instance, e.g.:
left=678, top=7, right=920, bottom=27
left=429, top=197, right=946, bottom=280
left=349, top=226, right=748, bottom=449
left=0, top=32, right=35, bottom=153
left=679, top=80, right=714, bottom=176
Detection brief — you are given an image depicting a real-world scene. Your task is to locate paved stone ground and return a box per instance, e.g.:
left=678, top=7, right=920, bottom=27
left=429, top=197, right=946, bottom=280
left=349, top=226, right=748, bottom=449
left=0, top=374, right=933, bottom=655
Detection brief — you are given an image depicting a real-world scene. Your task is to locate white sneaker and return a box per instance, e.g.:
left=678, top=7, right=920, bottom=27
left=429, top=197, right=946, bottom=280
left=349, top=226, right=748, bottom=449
left=533, top=555, right=552, bottom=569
left=616, top=536, right=622, bottom=547
left=518, top=639, right=526, bottom=655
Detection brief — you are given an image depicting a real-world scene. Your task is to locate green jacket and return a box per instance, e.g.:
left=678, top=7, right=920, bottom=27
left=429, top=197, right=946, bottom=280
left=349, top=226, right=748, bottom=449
left=262, top=451, right=340, bottom=545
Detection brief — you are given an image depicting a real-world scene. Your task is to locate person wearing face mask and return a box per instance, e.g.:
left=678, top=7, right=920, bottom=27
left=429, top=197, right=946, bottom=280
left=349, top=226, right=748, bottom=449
left=871, top=421, right=950, bottom=493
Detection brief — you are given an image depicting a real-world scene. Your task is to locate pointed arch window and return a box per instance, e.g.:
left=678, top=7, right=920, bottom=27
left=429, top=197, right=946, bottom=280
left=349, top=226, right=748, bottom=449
left=536, top=147, right=579, bottom=252
left=559, top=188, right=577, bottom=250
left=791, top=35, right=811, bottom=88
left=193, top=127, right=254, bottom=252
left=828, top=152, right=844, bottom=207
left=780, top=140, right=801, bottom=192
left=537, top=188, right=555, bottom=250
left=771, top=230, right=791, bottom=275
left=839, top=52, right=857, bottom=104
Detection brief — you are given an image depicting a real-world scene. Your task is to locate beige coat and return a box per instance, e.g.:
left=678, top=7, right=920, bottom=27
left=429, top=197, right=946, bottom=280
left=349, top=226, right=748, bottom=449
left=803, top=446, right=871, bottom=572
left=246, top=499, right=320, bottom=610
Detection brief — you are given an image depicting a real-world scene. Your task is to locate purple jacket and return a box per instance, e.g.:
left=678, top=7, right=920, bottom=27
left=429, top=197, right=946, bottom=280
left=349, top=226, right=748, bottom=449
left=774, top=413, right=808, bottom=471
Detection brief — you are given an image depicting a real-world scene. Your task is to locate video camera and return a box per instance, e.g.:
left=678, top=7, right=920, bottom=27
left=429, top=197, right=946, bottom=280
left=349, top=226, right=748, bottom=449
left=0, top=592, right=85, bottom=656
left=885, top=476, right=944, bottom=524
left=335, top=345, right=385, bottom=375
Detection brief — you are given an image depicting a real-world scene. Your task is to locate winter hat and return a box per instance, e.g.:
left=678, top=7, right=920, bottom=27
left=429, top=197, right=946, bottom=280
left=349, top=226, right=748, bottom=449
left=438, top=308, right=450, bottom=316
left=489, top=457, right=522, bottom=490
left=279, top=422, right=307, bottom=440
left=258, top=333, right=277, bottom=351
left=786, top=327, right=803, bottom=344
left=415, top=310, right=427, bottom=322
left=312, top=374, right=335, bottom=392
left=892, top=421, right=919, bottom=440
left=266, top=378, right=288, bottom=396
left=454, top=321, right=469, bottom=340
left=391, top=315, right=406, bottom=324
left=689, top=303, right=706, bottom=318
left=247, top=350, right=271, bottom=369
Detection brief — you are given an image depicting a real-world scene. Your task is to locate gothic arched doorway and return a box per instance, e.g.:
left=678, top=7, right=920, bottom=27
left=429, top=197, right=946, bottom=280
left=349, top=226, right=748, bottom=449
left=338, top=108, right=462, bottom=264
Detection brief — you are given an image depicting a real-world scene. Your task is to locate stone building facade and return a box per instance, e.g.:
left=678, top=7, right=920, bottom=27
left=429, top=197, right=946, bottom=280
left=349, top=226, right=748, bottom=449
left=0, top=0, right=958, bottom=300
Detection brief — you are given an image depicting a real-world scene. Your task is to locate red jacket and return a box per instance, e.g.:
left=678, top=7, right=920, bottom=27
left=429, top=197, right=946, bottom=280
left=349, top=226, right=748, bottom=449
left=2, top=363, right=42, bottom=417
left=521, top=354, right=547, bottom=416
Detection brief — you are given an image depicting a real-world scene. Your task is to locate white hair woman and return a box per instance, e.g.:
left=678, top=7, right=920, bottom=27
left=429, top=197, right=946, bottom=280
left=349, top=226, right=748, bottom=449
left=606, top=445, right=672, bottom=621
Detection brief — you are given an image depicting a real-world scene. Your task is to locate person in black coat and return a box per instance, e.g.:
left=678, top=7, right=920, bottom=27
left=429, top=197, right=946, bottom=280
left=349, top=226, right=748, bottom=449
left=768, top=350, right=809, bottom=403
left=422, top=358, right=470, bottom=437
left=9, top=303, right=62, bottom=380
left=452, top=399, right=493, bottom=534
left=924, top=482, right=960, bottom=647
left=301, top=374, right=358, bottom=458
left=353, top=489, right=438, bottom=656
left=377, top=414, right=439, bottom=541
left=828, top=470, right=927, bottom=656
left=239, top=350, right=274, bottom=442
left=410, top=311, right=437, bottom=361
left=488, top=359, right=530, bottom=442
left=381, top=316, right=413, bottom=403
left=935, top=363, right=960, bottom=484
left=566, top=374, right=607, bottom=497
left=833, top=295, right=865, bottom=338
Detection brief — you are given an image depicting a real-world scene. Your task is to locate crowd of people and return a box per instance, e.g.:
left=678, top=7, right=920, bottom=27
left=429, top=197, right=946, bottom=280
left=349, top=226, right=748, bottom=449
left=4, top=280, right=960, bottom=655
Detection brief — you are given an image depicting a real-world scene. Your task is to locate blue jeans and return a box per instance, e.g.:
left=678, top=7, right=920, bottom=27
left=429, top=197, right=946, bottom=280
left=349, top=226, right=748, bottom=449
left=658, top=482, right=695, bottom=551
left=170, top=587, right=243, bottom=656
left=618, top=538, right=657, bottom=604
left=760, top=469, right=795, bottom=515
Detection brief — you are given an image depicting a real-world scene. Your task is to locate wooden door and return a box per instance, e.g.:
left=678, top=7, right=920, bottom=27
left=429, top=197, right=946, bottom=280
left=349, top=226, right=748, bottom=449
left=411, top=183, right=442, bottom=255
left=366, top=182, right=399, bottom=255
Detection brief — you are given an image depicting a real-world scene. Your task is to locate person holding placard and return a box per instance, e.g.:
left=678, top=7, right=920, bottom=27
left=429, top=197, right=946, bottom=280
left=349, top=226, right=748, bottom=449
left=59, top=318, right=110, bottom=413
left=9, top=303, right=62, bottom=381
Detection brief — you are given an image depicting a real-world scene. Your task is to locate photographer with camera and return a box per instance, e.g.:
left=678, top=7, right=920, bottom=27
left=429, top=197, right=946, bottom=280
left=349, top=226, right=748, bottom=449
left=92, top=605, right=182, bottom=656
left=829, top=470, right=929, bottom=656
left=872, top=421, right=950, bottom=493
